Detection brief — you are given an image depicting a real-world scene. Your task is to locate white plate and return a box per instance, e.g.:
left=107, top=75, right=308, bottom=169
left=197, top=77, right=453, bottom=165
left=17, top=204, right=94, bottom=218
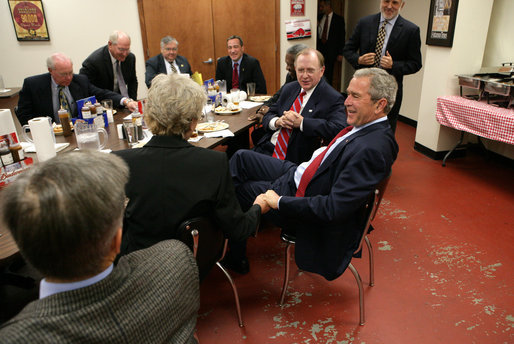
left=214, top=107, right=242, bottom=115
left=249, top=95, right=272, bottom=102
left=196, top=121, right=230, bottom=133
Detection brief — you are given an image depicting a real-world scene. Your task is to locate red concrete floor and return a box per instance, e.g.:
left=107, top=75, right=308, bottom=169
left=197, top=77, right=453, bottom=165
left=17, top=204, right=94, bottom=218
left=196, top=122, right=514, bottom=343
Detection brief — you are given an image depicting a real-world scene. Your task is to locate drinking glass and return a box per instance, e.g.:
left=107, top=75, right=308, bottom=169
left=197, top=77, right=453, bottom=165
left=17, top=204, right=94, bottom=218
left=101, top=99, right=114, bottom=123
left=123, top=120, right=139, bottom=146
left=247, top=82, right=256, bottom=97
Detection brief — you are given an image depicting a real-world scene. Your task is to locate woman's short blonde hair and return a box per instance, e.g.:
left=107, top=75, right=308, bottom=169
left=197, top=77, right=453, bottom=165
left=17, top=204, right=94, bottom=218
left=145, top=74, right=206, bottom=136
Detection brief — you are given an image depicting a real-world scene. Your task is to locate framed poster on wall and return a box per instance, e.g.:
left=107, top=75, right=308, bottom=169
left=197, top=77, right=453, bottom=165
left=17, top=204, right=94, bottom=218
left=426, top=0, right=458, bottom=47
left=8, top=0, right=50, bottom=41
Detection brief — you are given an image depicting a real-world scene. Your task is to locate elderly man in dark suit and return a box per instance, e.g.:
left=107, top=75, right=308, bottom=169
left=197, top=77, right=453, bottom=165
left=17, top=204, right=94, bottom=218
left=253, top=48, right=347, bottom=165
left=317, top=0, right=346, bottom=86
left=343, top=0, right=422, bottom=133
left=145, top=36, right=192, bottom=88
left=17, top=53, right=138, bottom=125
left=215, top=35, right=267, bottom=94
left=230, top=68, right=399, bottom=280
left=0, top=151, right=200, bottom=343
left=80, top=30, right=138, bottom=100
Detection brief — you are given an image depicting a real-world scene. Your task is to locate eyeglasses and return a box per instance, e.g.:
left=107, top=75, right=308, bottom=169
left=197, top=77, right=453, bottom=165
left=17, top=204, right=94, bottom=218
left=114, top=45, right=130, bottom=53
left=296, top=68, right=320, bottom=76
left=163, top=47, right=178, bottom=52
left=55, top=71, right=73, bottom=77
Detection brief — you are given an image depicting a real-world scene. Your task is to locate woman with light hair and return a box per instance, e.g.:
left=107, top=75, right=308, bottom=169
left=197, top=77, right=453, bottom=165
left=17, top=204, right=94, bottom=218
left=114, top=74, right=262, bottom=277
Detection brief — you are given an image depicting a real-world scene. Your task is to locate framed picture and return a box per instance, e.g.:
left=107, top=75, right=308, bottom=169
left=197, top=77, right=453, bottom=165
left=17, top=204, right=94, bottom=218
left=8, top=0, right=50, bottom=41
left=426, top=0, right=458, bottom=47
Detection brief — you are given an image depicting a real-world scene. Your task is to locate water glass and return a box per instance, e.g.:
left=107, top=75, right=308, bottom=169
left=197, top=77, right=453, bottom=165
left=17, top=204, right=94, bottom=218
left=247, top=82, right=256, bottom=97
left=123, top=120, right=139, bottom=146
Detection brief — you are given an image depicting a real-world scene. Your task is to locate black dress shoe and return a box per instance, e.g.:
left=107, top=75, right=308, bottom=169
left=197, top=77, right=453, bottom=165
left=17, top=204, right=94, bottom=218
left=220, top=256, right=250, bottom=275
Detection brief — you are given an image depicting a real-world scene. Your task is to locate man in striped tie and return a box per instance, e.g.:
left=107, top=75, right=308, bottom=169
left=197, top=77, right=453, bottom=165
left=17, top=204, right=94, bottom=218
left=228, top=68, right=399, bottom=280
left=253, top=48, right=346, bottom=164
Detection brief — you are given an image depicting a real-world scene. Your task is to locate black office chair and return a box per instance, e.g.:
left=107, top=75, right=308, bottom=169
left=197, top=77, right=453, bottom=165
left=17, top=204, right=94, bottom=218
left=278, top=174, right=392, bottom=326
left=177, top=217, right=244, bottom=327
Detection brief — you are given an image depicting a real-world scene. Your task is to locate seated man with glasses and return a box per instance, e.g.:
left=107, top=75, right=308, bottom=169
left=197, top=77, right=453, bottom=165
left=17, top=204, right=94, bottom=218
left=80, top=30, right=138, bottom=101
left=145, top=36, right=192, bottom=88
left=252, top=48, right=347, bottom=165
left=17, top=52, right=138, bottom=125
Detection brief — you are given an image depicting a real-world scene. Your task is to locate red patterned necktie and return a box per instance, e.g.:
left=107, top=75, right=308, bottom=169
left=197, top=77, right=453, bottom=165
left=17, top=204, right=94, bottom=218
left=232, top=63, right=239, bottom=89
left=321, top=15, right=329, bottom=44
left=295, top=125, right=353, bottom=197
left=272, top=90, right=306, bottom=160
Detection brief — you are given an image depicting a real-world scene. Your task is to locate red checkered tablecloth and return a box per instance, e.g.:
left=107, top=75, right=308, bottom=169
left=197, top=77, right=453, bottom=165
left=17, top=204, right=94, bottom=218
left=436, top=96, right=514, bottom=145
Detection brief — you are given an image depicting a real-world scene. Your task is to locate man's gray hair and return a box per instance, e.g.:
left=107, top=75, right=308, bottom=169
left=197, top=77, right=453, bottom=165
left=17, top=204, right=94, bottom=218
left=0, top=151, right=129, bottom=280
left=160, top=36, right=179, bottom=48
left=145, top=74, right=206, bottom=137
left=354, top=68, right=398, bottom=114
left=109, top=30, right=131, bottom=45
left=46, top=52, right=72, bottom=70
left=286, top=43, right=308, bottom=56
left=227, top=35, right=243, bottom=46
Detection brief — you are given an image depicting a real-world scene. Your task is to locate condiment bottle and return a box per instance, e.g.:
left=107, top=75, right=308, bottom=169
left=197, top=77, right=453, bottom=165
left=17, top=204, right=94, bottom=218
left=9, top=142, right=24, bottom=163
left=58, top=107, right=72, bottom=136
left=82, top=104, right=92, bottom=119
left=89, top=102, right=97, bottom=115
left=0, top=139, right=14, bottom=167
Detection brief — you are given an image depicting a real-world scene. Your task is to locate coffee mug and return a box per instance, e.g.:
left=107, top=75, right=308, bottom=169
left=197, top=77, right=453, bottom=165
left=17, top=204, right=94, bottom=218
left=74, top=121, right=108, bottom=150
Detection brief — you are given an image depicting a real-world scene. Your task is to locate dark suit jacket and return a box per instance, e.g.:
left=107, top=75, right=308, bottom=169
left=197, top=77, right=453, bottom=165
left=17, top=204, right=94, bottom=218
left=343, top=13, right=422, bottom=91
left=80, top=45, right=138, bottom=100
left=0, top=241, right=200, bottom=343
left=317, top=12, right=346, bottom=61
left=114, top=135, right=260, bottom=256
left=257, top=78, right=347, bottom=164
left=279, top=121, right=398, bottom=280
left=145, top=54, right=192, bottom=88
left=17, top=73, right=123, bottom=125
left=215, top=53, right=267, bottom=94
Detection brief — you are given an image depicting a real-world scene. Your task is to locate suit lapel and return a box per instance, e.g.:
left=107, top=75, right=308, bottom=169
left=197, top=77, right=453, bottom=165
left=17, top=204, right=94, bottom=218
left=368, top=14, right=381, bottom=51
left=103, top=46, right=114, bottom=85
left=314, top=122, right=385, bottom=178
left=386, top=15, right=404, bottom=51
left=41, top=74, right=54, bottom=115
left=159, top=55, right=167, bottom=74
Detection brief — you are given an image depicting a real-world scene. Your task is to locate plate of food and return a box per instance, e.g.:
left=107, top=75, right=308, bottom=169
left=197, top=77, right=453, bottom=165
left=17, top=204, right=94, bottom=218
left=53, top=122, right=74, bottom=135
left=196, top=121, right=230, bottom=133
left=214, top=106, right=242, bottom=115
left=249, top=95, right=272, bottom=102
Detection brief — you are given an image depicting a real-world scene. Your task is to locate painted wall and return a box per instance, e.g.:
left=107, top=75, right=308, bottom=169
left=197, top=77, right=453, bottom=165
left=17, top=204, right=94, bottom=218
left=0, top=0, right=148, bottom=99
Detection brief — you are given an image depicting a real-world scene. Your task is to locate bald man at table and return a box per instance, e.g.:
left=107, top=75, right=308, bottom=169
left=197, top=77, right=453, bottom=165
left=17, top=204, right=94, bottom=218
left=17, top=53, right=138, bottom=125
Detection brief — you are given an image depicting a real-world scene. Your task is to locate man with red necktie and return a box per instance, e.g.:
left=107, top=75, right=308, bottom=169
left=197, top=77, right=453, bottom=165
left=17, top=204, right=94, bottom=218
left=215, top=35, right=267, bottom=95
left=227, top=68, right=399, bottom=280
left=253, top=48, right=346, bottom=164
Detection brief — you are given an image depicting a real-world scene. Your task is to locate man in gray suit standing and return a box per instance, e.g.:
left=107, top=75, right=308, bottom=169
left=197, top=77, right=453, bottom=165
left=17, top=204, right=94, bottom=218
left=0, top=151, right=200, bottom=344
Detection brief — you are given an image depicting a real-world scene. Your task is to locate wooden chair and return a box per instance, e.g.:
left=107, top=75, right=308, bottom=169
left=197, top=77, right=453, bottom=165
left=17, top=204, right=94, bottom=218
left=177, top=217, right=244, bottom=327
left=278, top=175, right=391, bottom=325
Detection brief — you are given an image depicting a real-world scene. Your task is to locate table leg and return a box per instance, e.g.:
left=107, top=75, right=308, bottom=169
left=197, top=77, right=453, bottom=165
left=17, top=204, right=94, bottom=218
left=442, top=131, right=465, bottom=167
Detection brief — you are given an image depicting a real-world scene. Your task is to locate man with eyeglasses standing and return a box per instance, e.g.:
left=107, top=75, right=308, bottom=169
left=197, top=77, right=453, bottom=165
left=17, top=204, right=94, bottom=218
left=80, top=30, right=138, bottom=101
left=252, top=48, right=347, bottom=165
left=17, top=53, right=138, bottom=126
left=145, top=36, right=192, bottom=88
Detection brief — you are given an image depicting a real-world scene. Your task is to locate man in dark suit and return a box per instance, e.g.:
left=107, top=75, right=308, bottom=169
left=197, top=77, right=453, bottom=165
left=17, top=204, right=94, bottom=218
left=145, top=35, right=192, bottom=88
left=0, top=151, right=200, bottom=343
left=253, top=48, right=347, bottom=165
left=80, top=30, right=138, bottom=100
left=317, top=0, right=346, bottom=86
left=343, top=0, right=422, bottom=133
left=215, top=35, right=267, bottom=94
left=17, top=53, right=138, bottom=125
left=230, top=68, right=398, bottom=280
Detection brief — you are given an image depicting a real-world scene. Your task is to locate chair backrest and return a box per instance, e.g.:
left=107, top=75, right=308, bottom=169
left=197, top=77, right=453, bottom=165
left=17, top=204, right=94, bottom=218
left=353, top=174, right=392, bottom=254
left=177, top=217, right=226, bottom=282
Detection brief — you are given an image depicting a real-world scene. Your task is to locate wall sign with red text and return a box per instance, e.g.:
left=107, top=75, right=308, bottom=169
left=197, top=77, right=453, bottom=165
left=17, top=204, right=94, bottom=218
left=8, top=0, right=50, bottom=41
left=285, top=19, right=311, bottom=40
left=290, top=0, right=305, bottom=16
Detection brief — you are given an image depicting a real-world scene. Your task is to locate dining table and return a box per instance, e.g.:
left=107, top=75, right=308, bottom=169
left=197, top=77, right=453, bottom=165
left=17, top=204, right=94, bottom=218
left=0, top=100, right=262, bottom=266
